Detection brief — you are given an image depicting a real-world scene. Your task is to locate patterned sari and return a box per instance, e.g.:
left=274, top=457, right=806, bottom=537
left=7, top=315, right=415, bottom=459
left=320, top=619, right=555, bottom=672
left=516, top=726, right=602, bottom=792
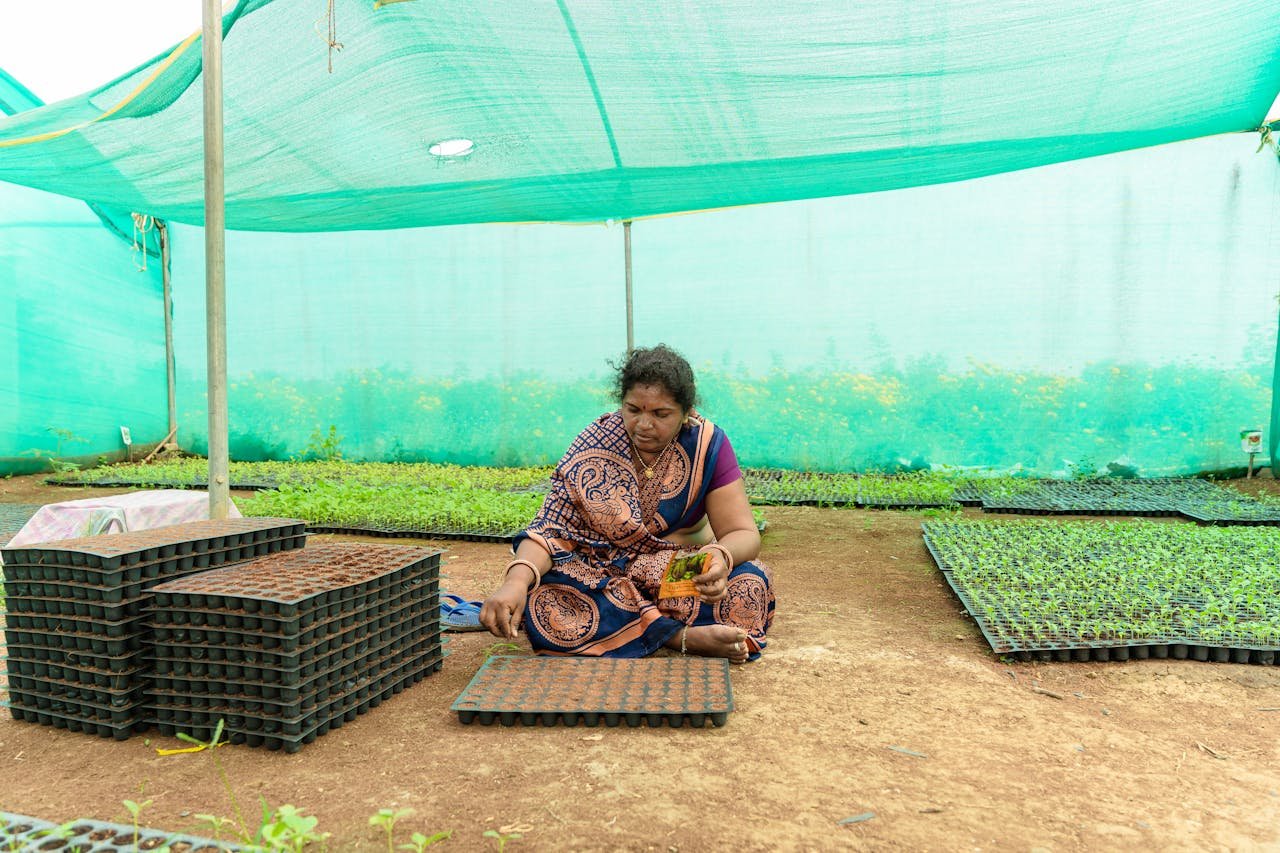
left=514, top=410, right=775, bottom=659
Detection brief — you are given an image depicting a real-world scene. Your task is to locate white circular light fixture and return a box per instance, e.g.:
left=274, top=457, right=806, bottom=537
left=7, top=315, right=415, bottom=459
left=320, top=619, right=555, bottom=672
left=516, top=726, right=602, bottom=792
left=427, top=137, right=475, bottom=158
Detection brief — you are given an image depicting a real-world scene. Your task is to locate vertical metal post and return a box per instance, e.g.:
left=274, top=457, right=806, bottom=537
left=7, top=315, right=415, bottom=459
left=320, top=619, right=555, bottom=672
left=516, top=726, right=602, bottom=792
left=623, top=219, right=634, bottom=353
left=158, top=222, right=177, bottom=446
left=203, top=0, right=230, bottom=519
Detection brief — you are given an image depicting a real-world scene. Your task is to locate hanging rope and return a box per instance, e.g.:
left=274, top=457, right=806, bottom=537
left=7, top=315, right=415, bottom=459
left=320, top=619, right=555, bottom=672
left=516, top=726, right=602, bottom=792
left=314, top=0, right=344, bottom=73
left=131, top=213, right=156, bottom=272
left=1257, top=124, right=1278, bottom=158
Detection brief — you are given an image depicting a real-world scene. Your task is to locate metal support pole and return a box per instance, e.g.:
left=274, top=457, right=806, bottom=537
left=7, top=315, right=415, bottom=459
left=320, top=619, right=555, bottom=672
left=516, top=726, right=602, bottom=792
left=158, top=221, right=177, bottom=448
left=623, top=219, right=634, bottom=354
left=203, top=0, right=230, bottom=519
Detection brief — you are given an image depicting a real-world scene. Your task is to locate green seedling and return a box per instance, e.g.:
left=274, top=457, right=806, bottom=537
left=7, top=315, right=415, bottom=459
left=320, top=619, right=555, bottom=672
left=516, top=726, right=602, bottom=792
left=399, top=830, right=453, bottom=852
left=194, top=813, right=236, bottom=844
left=13, top=822, right=76, bottom=853
left=257, top=802, right=327, bottom=853
left=925, top=518, right=1280, bottom=651
left=482, top=642, right=525, bottom=660
left=369, top=808, right=413, bottom=853
left=123, top=797, right=153, bottom=846
left=174, top=719, right=250, bottom=842
left=484, top=829, right=522, bottom=852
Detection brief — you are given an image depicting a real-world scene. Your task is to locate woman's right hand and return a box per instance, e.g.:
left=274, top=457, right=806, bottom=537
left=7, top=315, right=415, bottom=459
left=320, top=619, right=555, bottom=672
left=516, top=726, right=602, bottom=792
left=480, top=574, right=532, bottom=639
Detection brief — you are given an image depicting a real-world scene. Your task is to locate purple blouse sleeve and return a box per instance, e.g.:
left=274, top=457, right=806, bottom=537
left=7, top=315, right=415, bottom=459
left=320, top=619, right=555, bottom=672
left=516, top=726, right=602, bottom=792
left=708, top=433, right=742, bottom=491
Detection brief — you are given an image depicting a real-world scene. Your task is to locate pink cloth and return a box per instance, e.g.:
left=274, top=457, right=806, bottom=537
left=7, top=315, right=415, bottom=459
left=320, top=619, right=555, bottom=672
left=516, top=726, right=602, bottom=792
left=6, top=490, right=241, bottom=549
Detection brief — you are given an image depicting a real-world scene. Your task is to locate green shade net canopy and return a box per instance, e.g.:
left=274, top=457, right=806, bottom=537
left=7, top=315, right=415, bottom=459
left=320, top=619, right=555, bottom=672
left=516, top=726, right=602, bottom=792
left=0, top=0, right=1277, bottom=230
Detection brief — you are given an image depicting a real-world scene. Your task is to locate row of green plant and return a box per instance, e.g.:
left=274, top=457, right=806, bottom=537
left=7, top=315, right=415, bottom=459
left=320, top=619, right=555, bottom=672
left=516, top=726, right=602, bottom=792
left=238, top=482, right=544, bottom=535
left=924, top=519, right=1280, bottom=650
left=55, top=456, right=1274, bottom=517
left=55, top=458, right=553, bottom=493
left=977, top=479, right=1280, bottom=522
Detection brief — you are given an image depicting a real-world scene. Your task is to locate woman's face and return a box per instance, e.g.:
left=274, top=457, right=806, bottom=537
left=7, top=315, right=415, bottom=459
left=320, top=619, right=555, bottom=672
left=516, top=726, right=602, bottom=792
left=621, top=383, right=686, bottom=454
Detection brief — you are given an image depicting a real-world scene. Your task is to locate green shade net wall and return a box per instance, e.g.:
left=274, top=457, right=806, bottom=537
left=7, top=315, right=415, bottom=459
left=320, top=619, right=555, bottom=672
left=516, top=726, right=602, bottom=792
left=0, top=1, right=1277, bottom=229
left=171, top=133, right=1280, bottom=475
left=2, top=1, right=1278, bottom=475
left=0, top=71, right=168, bottom=473
left=0, top=180, right=167, bottom=472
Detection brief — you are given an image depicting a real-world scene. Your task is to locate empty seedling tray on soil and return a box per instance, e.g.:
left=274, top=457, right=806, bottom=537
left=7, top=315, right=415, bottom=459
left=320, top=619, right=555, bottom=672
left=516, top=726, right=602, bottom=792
left=452, top=655, right=733, bottom=728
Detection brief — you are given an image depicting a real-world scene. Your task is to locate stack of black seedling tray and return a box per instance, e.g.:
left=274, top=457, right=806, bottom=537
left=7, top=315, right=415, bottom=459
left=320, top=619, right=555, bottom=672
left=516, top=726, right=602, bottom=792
left=452, top=656, right=733, bottom=728
left=147, top=543, right=444, bottom=753
left=1, top=518, right=307, bottom=740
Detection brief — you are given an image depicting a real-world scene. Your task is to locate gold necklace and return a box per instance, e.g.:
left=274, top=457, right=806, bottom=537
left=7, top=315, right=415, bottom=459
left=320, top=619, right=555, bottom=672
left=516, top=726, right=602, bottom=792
left=628, top=431, right=676, bottom=479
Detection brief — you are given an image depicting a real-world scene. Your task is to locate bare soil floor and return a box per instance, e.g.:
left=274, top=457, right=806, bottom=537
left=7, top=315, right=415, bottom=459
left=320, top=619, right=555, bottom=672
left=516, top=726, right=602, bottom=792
left=2, top=474, right=1280, bottom=852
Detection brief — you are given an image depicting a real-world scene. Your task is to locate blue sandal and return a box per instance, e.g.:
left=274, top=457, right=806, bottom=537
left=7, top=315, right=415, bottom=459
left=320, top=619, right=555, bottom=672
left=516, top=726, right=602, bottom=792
left=440, top=593, right=484, bottom=632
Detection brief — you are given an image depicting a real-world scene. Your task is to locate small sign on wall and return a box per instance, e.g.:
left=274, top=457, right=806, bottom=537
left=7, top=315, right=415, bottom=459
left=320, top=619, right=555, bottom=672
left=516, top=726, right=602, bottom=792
left=120, top=426, right=132, bottom=447
left=1240, top=429, right=1262, bottom=455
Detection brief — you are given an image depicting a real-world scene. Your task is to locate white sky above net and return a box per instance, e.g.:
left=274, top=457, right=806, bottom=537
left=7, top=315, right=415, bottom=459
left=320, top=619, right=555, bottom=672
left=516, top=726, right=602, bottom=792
left=0, top=3, right=1276, bottom=120
left=0, top=2, right=201, bottom=103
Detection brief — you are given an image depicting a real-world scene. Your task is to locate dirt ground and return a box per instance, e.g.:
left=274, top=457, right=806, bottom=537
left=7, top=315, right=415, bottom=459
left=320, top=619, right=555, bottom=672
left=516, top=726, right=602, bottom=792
left=2, top=474, right=1280, bottom=852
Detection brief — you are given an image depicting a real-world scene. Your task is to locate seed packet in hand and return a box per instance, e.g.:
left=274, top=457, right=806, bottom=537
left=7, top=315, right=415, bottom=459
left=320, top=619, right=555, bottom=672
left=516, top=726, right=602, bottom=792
left=659, top=551, right=706, bottom=599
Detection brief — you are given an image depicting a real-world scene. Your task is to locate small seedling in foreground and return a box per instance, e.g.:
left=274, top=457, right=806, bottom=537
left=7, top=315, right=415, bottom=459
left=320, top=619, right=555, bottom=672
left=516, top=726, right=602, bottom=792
left=484, top=829, right=522, bottom=852
left=369, top=808, right=413, bottom=853
left=123, top=797, right=153, bottom=845
left=194, top=813, right=236, bottom=844
left=257, top=802, right=327, bottom=853
left=400, top=830, right=453, bottom=852
left=175, top=720, right=251, bottom=842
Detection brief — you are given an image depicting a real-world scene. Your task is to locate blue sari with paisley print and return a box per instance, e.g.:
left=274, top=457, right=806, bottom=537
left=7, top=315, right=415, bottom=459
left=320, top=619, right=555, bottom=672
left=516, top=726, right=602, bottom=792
left=513, top=410, right=774, bottom=659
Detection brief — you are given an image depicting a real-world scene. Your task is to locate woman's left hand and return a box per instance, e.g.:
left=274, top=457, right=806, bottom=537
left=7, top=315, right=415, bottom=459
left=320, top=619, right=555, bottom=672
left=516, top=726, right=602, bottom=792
left=693, top=545, right=731, bottom=602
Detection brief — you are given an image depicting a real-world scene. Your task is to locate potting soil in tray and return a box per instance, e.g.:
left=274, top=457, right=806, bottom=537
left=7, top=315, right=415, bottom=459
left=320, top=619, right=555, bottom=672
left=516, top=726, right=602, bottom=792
left=146, top=543, right=444, bottom=751
left=452, top=655, right=734, bottom=728
left=2, top=519, right=311, bottom=740
left=0, top=809, right=251, bottom=852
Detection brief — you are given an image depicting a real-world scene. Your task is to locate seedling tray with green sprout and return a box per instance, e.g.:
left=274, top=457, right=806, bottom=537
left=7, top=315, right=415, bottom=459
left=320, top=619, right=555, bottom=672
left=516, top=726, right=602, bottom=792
left=923, top=519, right=1280, bottom=664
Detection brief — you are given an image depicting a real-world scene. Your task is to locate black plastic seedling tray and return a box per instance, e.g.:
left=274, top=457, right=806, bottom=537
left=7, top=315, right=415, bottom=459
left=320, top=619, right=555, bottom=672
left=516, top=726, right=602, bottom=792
left=147, top=543, right=442, bottom=612
left=149, top=637, right=443, bottom=718
left=1, top=810, right=250, bottom=852
left=922, top=524, right=1280, bottom=666
left=152, top=652, right=445, bottom=753
left=858, top=497, right=956, bottom=510
left=1178, top=508, right=1280, bottom=526
left=452, top=655, right=734, bottom=728
left=6, top=655, right=144, bottom=688
left=150, top=621, right=442, bottom=705
left=0, top=517, right=306, bottom=570
left=3, top=532, right=306, bottom=588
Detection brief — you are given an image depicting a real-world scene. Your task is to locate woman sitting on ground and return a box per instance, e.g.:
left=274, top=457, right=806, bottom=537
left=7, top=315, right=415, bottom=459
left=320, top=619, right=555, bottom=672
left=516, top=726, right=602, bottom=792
left=480, top=344, right=774, bottom=662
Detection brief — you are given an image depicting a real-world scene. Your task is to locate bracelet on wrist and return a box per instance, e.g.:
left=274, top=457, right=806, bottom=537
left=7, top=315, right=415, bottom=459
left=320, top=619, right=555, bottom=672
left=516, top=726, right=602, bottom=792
left=702, top=543, right=735, bottom=571
left=504, top=559, right=542, bottom=593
